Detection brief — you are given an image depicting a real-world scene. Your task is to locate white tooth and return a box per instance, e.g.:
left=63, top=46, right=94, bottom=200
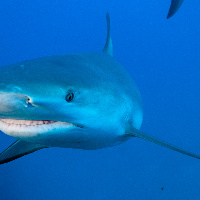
left=37, top=121, right=43, bottom=125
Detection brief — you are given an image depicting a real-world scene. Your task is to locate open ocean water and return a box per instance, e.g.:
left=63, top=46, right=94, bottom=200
left=0, top=1, right=200, bottom=199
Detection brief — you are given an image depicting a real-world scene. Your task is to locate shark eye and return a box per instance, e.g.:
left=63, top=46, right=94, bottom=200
left=65, top=91, right=74, bottom=102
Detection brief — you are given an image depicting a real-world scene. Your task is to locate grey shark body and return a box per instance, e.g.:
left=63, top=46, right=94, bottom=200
left=0, top=13, right=199, bottom=165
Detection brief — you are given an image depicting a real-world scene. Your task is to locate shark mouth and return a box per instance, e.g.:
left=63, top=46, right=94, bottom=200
left=0, top=118, right=82, bottom=138
left=0, top=119, right=59, bottom=126
left=0, top=118, right=77, bottom=127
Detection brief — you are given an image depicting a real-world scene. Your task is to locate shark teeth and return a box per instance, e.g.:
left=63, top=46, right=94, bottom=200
left=0, top=118, right=83, bottom=139
left=0, top=119, right=58, bottom=126
left=0, top=118, right=82, bottom=128
left=0, top=118, right=77, bottom=138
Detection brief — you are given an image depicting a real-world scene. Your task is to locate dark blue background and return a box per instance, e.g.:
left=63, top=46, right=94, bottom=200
left=1, top=1, right=200, bottom=199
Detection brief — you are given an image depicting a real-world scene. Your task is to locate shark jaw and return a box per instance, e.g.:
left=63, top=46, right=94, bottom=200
left=0, top=118, right=82, bottom=139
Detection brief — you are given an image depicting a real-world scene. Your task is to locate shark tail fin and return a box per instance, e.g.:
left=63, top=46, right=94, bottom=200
left=103, top=13, right=113, bottom=57
left=167, top=0, right=184, bottom=19
left=126, top=126, right=200, bottom=159
left=0, top=140, right=47, bottom=165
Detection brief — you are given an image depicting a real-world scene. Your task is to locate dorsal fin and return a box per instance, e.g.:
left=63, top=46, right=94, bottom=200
left=167, top=0, right=184, bottom=19
left=103, top=13, right=113, bottom=57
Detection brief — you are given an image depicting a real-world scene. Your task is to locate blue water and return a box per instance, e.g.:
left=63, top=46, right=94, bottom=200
left=1, top=1, right=200, bottom=199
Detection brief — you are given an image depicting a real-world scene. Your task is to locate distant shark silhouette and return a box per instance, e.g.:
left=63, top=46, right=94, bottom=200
left=0, top=13, right=199, bottom=165
left=168, top=0, right=184, bottom=18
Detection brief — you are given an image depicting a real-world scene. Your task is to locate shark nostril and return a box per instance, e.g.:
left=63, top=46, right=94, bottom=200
left=26, top=97, right=30, bottom=104
left=25, top=96, right=34, bottom=107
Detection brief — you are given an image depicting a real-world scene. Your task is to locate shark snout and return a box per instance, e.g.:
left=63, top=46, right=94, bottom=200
left=0, top=92, right=53, bottom=111
left=0, top=91, right=65, bottom=121
left=0, top=92, right=31, bottom=112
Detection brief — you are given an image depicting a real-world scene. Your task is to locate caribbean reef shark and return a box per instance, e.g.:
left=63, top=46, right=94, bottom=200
left=168, top=0, right=184, bottom=18
left=0, top=13, right=199, bottom=165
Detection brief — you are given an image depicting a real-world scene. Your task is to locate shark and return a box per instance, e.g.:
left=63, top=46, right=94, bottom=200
left=168, top=0, right=184, bottom=19
left=0, top=13, right=199, bottom=165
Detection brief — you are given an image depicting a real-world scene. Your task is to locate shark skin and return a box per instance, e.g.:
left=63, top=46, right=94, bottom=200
left=167, top=0, right=184, bottom=19
left=0, top=13, right=200, bottom=165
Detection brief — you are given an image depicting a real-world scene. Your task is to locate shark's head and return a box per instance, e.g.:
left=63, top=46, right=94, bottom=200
left=0, top=51, right=143, bottom=150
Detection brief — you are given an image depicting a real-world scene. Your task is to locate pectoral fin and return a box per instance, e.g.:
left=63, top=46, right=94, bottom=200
left=126, top=126, right=200, bottom=159
left=167, top=0, right=184, bottom=19
left=0, top=140, right=47, bottom=165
